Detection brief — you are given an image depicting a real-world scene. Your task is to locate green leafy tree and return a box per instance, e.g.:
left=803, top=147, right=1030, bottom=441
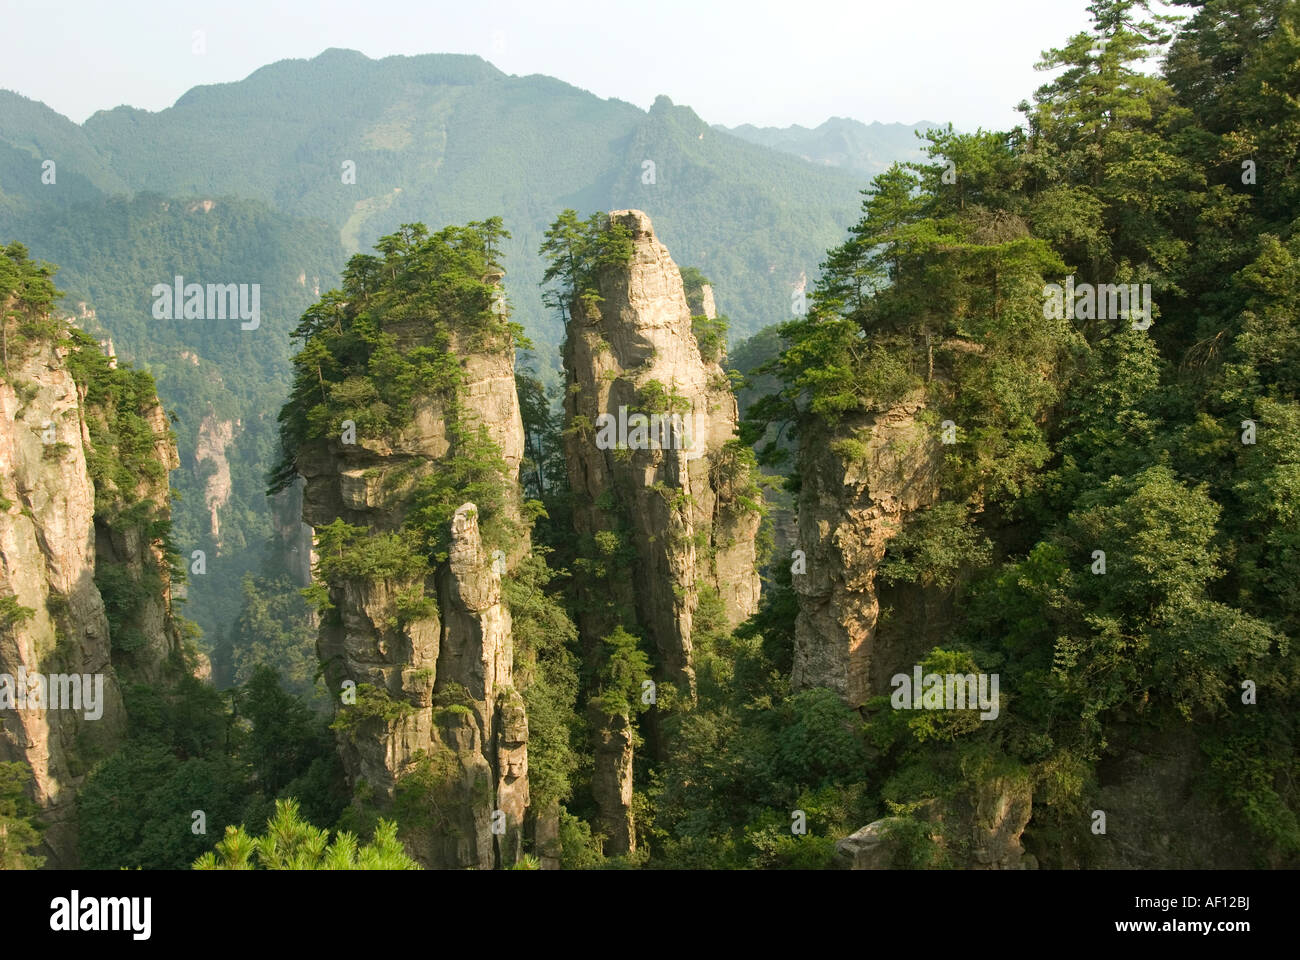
left=539, top=210, right=634, bottom=321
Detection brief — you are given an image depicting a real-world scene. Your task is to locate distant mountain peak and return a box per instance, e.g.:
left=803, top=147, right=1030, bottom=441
left=716, top=117, right=947, bottom=177
left=311, top=47, right=370, bottom=62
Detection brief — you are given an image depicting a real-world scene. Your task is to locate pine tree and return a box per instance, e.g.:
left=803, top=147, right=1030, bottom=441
left=193, top=798, right=419, bottom=870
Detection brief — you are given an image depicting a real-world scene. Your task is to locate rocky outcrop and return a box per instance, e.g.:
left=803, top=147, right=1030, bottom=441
left=296, top=314, right=530, bottom=869
left=967, top=775, right=1036, bottom=869
left=791, top=390, right=942, bottom=706
left=835, top=818, right=906, bottom=869
left=685, top=281, right=718, bottom=322
left=565, top=209, right=761, bottom=671
left=837, top=777, right=1037, bottom=870
left=562, top=209, right=761, bottom=852
left=587, top=705, right=635, bottom=855
left=1082, top=727, right=1255, bottom=869
left=194, top=414, right=235, bottom=545
left=0, top=322, right=181, bottom=865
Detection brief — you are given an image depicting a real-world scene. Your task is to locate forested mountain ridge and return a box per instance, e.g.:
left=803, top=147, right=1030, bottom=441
left=0, top=51, right=897, bottom=652
left=718, top=117, right=940, bottom=176
left=1, top=51, right=870, bottom=350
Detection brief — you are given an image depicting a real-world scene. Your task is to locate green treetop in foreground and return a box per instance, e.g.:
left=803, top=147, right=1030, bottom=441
left=193, top=798, right=419, bottom=870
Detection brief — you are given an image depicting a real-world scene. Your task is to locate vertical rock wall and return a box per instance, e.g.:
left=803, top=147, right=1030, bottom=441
left=790, top=391, right=942, bottom=706
left=0, top=329, right=182, bottom=865
left=562, top=209, right=760, bottom=852
left=297, top=321, right=530, bottom=868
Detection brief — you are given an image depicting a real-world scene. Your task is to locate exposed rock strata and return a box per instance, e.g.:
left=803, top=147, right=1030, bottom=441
left=791, top=390, right=942, bottom=706
left=561, top=209, right=760, bottom=853
left=297, top=318, right=530, bottom=868
left=0, top=327, right=182, bottom=865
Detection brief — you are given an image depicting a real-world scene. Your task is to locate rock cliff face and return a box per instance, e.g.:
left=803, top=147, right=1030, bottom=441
left=562, top=209, right=760, bottom=852
left=790, top=391, right=942, bottom=706
left=0, top=322, right=182, bottom=865
left=797, top=389, right=1040, bottom=871
left=1083, top=727, right=1255, bottom=869
left=296, top=318, right=530, bottom=869
left=194, top=414, right=236, bottom=546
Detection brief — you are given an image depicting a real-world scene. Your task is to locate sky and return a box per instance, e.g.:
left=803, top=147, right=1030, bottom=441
left=3, top=0, right=1134, bottom=131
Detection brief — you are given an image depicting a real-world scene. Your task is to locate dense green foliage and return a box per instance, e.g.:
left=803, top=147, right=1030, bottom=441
left=0, top=762, right=45, bottom=869
left=62, top=323, right=202, bottom=669
left=723, top=0, right=1300, bottom=867
left=0, top=240, right=57, bottom=313
left=647, top=573, right=872, bottom=868
left=504, top=548, right=584, bottom=813
left=219, top=573, right=323, bottom=703
left=539, top=210, right=634, bottom=321
left=8, top=0, right=1300, bottom=872
left=1, top=241, right=60, bottom=379
left=76, top=669, right=346, bottom=869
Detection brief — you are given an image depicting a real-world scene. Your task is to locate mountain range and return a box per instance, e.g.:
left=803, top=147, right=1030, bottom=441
left=718, top=116, right=940, bottom=176
left=0, top=48, right=930, bottom=645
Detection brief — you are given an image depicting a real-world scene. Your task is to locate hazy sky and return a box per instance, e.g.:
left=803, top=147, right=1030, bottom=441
left=4, top=0, right=1124, bottom=130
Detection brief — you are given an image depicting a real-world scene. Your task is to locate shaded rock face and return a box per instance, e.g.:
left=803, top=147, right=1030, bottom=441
left=194, top=414, right=236, bottom=545
left=0, top=334, right=181, bottom=865
left=791, top=391, right=942, bottom=706
left=561, top=209, right=760, bottom=852
left=297, top=324, right=529, bottom=869
left=587, top=704, right=635, bottom=854
left=1077, top=727, right=1254, bottom=869
left=685, top=281, right=718, bottom=322
left=270, top=476, right=314, bottom=588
